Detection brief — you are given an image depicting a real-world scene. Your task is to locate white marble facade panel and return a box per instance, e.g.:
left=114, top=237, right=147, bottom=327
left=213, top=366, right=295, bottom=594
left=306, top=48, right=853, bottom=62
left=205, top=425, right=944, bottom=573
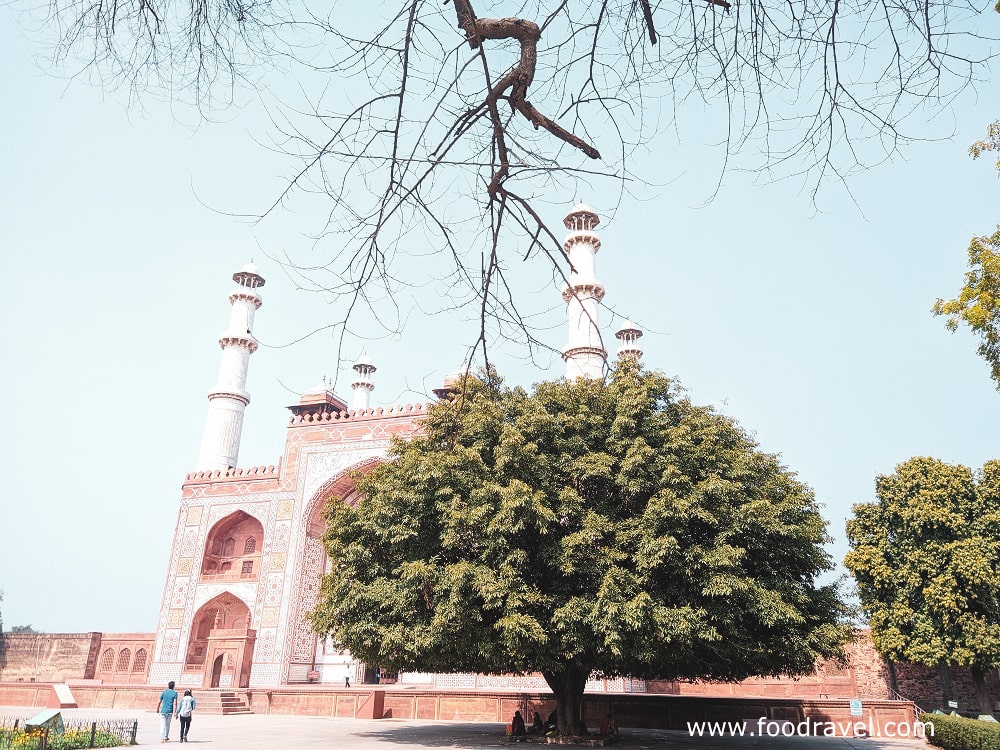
left=161, top=630, right=181, bottom=662
left=190, top=582, right=258, bottom=611
left=254, top=629, right=277, bottom=661
left=300, top=442, right=389, bottom=504
left=263, top=573, right=284, bottom=607
left=179, top=527, right=199, bottom=557
left=170, top=578, right=190, bottom=608
left=249, top=663, right=280, bottom=687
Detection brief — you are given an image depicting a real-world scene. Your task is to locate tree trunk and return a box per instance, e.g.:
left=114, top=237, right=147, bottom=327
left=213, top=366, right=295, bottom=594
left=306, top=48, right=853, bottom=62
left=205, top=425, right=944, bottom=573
left=886, top=659, right=899, bottom=698
left=970, top=667, right=995, bottom=717
left=939, top=663, right=953, bottom=710
left=542, top=664, right=591, bottom=736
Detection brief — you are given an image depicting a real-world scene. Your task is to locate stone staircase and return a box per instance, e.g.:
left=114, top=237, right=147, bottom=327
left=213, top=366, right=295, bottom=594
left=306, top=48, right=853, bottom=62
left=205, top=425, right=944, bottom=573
left=189, top=689, right=252, bottom=715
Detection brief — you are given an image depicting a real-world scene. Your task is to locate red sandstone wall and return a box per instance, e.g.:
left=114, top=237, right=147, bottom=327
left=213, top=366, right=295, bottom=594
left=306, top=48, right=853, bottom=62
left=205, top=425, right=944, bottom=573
left=0, top=684, right=917, bottom=736
left=93, top=634, right=156, bottom=685
left=0, top=633, right=101, bottom=682
left=892, top=663, right=1000, bottom=713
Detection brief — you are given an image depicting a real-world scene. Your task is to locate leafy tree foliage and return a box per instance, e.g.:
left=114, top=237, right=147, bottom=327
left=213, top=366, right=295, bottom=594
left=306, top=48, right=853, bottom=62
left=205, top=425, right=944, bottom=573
left=970, top=121, right=1000, bottom=172
left=8, top=626, right=37, bottom=635
left=311, top=361, right=849, bottom=734
left=934, top=229, right=1000, bottom=388
left=845, top=457, right=1000, bottom=713
left=934, top=119, right=1000, bottom=388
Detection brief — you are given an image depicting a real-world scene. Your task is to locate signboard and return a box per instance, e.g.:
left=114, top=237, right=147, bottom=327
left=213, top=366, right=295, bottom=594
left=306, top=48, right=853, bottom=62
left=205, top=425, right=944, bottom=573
left=25, top=709, right=65, bottom=735
left=849, top=699, right=863, bottom=717
left=948, top=701, right=959, bottom=709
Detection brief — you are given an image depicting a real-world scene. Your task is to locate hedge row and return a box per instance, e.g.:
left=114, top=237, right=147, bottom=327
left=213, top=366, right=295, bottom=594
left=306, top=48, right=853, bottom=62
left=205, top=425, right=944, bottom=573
left=921, top=713, right=1000, bottom=750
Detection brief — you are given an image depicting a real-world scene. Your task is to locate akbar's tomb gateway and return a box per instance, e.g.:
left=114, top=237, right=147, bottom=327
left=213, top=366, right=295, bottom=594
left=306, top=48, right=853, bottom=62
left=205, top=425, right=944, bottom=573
left=3, top=205, right=995, bottom=721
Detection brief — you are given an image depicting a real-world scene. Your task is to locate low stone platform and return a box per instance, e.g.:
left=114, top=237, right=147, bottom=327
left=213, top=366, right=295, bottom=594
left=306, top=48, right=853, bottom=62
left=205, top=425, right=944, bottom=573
left=507, top=734, right=619, bottom=745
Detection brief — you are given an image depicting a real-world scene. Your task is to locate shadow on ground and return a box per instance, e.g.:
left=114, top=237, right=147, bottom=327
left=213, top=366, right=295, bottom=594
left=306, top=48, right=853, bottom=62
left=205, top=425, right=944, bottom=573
left=351, top=723, right=925, bottom=749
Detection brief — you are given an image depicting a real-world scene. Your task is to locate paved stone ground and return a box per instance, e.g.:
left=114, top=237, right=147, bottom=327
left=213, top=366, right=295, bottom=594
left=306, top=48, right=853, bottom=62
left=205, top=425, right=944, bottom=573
left=0, top=707, right=929, bottom=749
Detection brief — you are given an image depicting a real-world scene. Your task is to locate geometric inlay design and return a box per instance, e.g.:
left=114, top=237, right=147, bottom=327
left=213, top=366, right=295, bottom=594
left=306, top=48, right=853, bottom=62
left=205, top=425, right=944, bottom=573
left=269, top=553, right=287, bottom=572
left=264, top=573, right=283, bottom=607
left=186, top=506, right=203, bottom=526
left=170, top=578, right=190, bottom=608
left=272, top=522, right=290, bottom=552
left=167, top=609, right=185, bottom=627
left=262, top=607, right=280, bottom=627
left=276, top=500, right=294, bottom=520
left=177, top=558, right=194, bottom=575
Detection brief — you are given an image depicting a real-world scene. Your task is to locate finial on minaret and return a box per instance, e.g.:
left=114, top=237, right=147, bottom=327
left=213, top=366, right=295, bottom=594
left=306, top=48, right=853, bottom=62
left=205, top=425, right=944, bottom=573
left=561, top=203, right=607, bottom=380
left=351, top=354, right=377, bottom=411
left=615, top=320, right=644, bottom=361
left=195, top=262, right=265, bottom=471
left=433, top=362, right=471, bottom=399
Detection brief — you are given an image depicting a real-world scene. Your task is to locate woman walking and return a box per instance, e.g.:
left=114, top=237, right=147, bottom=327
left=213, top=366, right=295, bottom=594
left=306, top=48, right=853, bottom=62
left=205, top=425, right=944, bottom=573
left=177, top=689, right=197, bottom=742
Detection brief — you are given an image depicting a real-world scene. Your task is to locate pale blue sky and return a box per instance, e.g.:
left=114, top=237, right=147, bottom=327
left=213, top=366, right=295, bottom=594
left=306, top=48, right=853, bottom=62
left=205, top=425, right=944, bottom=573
left=1, top=4, right=998, bottom=634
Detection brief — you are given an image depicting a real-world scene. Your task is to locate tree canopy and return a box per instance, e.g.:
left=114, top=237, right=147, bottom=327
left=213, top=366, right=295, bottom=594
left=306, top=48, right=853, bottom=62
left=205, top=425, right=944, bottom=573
left=310, top=361, right=850, bottom=734
left=845, top=456, right=1000, bottom=713
left=33, top=0, right=1000, bottom=357
left=934, top=119, right=1000, bottom=388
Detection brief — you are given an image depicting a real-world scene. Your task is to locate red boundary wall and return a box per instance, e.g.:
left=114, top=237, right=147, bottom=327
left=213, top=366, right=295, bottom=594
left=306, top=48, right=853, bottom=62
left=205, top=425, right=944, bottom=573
left=0, top=683, right=915, bottom=737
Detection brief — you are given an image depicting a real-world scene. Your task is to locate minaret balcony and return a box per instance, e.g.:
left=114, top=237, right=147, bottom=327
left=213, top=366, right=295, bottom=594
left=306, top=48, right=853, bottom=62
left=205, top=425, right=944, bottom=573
left=217, top=333, right=259, bottom=353
left=229, top=289, right=263, bottom=308
left=563, top=231, right=602, bottom=252
left=561, top=282, right=606, bottom=302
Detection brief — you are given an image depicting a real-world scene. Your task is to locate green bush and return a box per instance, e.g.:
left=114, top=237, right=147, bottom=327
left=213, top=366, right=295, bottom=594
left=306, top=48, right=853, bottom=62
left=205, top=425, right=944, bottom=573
left=922, top=713, right=1000, bottom=750
left=0, top=726, right=127, bottom=749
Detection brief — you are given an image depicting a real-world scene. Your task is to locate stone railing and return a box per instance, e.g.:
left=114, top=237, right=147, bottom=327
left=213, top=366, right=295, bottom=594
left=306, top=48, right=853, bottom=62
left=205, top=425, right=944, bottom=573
left=289, top=402, right=427, bottom=426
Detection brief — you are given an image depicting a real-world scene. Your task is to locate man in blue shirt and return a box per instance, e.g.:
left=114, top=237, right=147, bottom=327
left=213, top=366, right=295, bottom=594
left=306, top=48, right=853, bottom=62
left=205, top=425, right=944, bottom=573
left=156, top=680, right=179, bottom=742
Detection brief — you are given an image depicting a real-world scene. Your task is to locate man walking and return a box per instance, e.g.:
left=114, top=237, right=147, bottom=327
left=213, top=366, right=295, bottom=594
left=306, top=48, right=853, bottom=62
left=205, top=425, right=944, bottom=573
left=156, top=680, right=179, bottom=743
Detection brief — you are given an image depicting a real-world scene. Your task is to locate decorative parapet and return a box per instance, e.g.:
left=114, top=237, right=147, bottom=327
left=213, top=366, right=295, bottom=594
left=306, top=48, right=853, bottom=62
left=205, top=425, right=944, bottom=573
left=183, top=462, right=281, bottom=484
left=288, top=402, right=428, bottom=426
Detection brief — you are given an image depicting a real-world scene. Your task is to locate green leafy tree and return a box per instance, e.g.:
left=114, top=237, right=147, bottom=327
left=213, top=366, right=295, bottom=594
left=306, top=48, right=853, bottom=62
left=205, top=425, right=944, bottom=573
left=969, top=121, right=1000, bottom=171
left=9, top=626, right=36, bottom=634
left=845, top=457, right=1000, bottom=714
left=933, top=119, right=1000, bottom=388
left=311, top=362, right=850, bottom=735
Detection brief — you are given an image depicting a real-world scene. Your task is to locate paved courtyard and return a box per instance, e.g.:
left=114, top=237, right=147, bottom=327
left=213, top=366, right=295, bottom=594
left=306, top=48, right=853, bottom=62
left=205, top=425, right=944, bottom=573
left=0, top=707, right=929, bottom=749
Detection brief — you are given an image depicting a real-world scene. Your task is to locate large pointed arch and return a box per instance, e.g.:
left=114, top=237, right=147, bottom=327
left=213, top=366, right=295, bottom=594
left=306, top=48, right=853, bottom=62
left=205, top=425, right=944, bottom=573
left=201, top=510, right=264, bottom=582
left=184, top=592, right=252, bottom=670
left=303, top=456, right=383, bottom=539
left=286, top=456, right=383, bottom=682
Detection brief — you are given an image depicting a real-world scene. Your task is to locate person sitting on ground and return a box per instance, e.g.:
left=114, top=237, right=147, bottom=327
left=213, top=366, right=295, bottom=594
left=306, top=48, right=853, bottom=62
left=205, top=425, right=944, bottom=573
left=599, top=713, right=618, bottom=736
left=545, top=709, right=558, bottom=735
left=529, top=711, right=544, bottom=734
left=510, top=710, right=527, bottom=740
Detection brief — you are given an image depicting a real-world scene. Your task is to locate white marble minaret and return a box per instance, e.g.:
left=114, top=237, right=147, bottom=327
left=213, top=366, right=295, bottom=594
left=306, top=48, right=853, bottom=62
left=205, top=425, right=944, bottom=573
left=195, top=262, right=265, bottom=471
left=351, top=354, right=376, bottom=411
left=615, top=320, right=644, bottom=361
left=561, top=204, right=607, bottom=379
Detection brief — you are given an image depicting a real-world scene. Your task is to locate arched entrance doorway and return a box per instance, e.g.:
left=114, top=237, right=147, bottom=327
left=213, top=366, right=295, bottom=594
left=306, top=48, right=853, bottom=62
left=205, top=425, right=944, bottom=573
left=185, top=594, right=256, bottom=688
left=210, top=655, right=224, bottom=688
